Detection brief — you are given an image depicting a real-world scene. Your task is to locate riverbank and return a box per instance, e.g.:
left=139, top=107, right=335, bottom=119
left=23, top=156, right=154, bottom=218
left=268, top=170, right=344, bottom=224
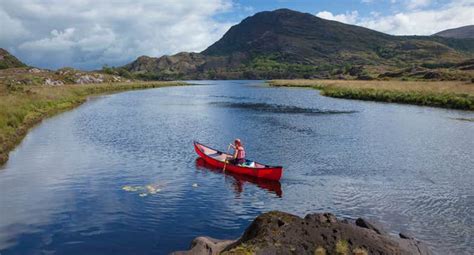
left=173, top=211, right=432, bottom=255
left=0, top=81, right=185, bottom=165
left=268, top=79, right=474, bottom=110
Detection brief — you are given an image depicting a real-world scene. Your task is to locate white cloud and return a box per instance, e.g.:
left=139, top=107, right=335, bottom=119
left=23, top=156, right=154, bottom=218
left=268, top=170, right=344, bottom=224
left=0, top=9, right=28, bottom=44
left=316, top=11, right=359, bottom=24
left=316, top=1, right=474, bottom=35
left=407, top=0, right=431, bottom=9
left=0, top=0, right=234, bottom=70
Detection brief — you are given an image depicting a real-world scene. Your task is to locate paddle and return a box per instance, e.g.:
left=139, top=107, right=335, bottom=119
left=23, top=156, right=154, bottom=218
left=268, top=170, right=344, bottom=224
left=223, top=144, right=232, bottom=172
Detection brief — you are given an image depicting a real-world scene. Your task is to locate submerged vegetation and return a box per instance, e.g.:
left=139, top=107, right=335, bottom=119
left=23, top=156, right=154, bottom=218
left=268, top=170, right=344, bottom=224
left=269, top=79, right=474, bottom=110
left=0, top=81, right=185, bottom=165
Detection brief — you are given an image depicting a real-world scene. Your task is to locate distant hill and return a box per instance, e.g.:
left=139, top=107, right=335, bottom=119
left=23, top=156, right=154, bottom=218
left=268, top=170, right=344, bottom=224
left=122, top=9, right=474, bottom=80
left=0, top=48, right=27, bottom=69
left=0, top=48, right=131, bottom=86
left=434, top=25, right=474, bottom=39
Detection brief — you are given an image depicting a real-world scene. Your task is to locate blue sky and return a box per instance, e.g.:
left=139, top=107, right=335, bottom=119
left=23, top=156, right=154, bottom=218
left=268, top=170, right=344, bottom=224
left=0, top=0, right=472, bottom=70
left=217, top=0, right=460, bottom=24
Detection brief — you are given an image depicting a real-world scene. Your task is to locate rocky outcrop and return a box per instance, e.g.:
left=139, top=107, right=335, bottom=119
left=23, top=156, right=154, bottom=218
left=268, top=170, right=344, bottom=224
left=43, top=78, right=64, bottom=86
left=171, top=237, right=237, bottom=255
left=0, top=66, right=130, bottom=86
left=75, top=74, right=104, bottom=84
left=173, top=211, right=432, bottom=255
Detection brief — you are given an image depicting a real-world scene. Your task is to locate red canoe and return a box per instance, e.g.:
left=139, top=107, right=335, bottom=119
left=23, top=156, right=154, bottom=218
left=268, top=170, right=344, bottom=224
left=194, top=141, right=283, bottom=181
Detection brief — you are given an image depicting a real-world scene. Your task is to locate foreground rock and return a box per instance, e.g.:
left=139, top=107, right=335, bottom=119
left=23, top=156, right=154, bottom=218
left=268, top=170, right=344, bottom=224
left=172, top=211, right=432, bottom=255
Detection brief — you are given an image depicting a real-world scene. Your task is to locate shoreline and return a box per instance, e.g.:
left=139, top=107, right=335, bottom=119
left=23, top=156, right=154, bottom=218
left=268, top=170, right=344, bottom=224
left=268, top=79, right=474, bottom=110
left=0, top=81, right=186, bottom=166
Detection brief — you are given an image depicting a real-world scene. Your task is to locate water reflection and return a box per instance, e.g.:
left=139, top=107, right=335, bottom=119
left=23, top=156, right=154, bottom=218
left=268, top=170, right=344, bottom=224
left=210, top=101, right=358, bottom=115
left=195, top=158, right=283, bottom=197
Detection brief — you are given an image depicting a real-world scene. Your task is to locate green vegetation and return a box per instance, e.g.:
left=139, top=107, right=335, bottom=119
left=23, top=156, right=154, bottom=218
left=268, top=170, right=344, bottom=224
left=0, top=81, right=185, bottom=165
left=352, top=247, right=368, bottom=255
left=322, top=87, right=473, bottom=110
left=246, top=55, right=319, bottom=78
left=335, top=240, right=350, bottom=255
left=0, top=48, right=27, bottom=69
left=102, top=65, right=184, bottom=81
left=314, top=246, right=327, bottom=255
left=269, top=79, right=474, bottom=110
left=221, top=243, right=255, bottom=255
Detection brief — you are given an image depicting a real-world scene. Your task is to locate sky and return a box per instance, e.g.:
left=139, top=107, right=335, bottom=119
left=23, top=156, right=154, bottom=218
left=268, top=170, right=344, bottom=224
left=0, top=0, right=473, bottom=70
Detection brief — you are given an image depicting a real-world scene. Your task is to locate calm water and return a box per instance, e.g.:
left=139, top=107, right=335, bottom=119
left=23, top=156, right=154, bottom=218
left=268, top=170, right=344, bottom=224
left=0, top=81, right=473, bottom=254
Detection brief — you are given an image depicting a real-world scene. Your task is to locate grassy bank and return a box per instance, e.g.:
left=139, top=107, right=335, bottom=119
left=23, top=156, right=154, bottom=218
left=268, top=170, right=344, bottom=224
left=269, top=79, right=474, bottom=110
left=0, top=81, right=185, bottom=165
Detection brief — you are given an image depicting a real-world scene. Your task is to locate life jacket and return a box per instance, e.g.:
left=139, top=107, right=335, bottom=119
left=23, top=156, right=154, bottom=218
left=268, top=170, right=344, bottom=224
left=236, top=146, right=245, bottom=159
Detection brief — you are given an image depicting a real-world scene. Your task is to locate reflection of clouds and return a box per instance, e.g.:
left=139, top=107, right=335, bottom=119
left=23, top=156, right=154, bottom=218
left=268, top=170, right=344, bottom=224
left=0, top=96, right=191, bottom=251
left=0, top=113, right=114, bottom=249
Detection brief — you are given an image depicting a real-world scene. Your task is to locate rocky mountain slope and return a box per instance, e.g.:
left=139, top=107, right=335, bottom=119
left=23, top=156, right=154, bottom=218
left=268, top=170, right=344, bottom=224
left=122, top=9, right=474, bottom=80
left=434, top=25, right=474, bottom=39
left=0, top=48, right=27, bottom=69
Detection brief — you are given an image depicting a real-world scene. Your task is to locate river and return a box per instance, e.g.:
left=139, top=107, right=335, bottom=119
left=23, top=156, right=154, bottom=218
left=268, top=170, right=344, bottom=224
left=0, top=80, right=473, bottom=254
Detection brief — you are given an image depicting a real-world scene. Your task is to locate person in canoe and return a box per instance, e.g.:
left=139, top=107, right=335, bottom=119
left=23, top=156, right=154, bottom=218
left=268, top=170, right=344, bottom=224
left=229, top=138, right=246, bottom=165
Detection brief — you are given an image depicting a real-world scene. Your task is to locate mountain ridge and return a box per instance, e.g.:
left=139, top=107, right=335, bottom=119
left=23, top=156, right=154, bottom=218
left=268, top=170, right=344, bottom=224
left=121, top=9, right=473, bottom=80
left=0, top=48, right=27, bottom=69
left=434, top=25, right=474, bottom=39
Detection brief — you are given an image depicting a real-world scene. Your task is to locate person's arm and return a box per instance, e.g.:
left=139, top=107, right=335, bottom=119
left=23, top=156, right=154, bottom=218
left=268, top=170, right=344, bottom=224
left=233, top=149, right=238, bottom=159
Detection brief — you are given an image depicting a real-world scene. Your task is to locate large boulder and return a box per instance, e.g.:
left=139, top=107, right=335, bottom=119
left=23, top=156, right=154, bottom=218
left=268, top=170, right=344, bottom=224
left=174, top=211, right=432, bottom=255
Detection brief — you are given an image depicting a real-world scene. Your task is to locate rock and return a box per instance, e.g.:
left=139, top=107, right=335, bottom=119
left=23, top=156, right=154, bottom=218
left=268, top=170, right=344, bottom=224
left=28, top=68, right=42, bottom=73
left=56, top=67, right=76, bottom=75
left=355, top=218, right=387, bottom=235
left=399, top=232, right=413, bottom=239
left=75, top=74, right=104, bottom=84
left=174, top=211, right=433, bottom=255
left=305, top=212, right=338, bottom=224
left=170, top=237, right=236, bottom=255
left=44, top=78, right=64, bottom=86
left=112, top=75, right=122, bottom=82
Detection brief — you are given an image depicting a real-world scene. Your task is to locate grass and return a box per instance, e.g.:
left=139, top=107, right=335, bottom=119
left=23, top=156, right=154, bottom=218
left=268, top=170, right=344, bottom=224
left=352, top=247, right=368, bottom=255
left=0, top=81, right=185, bottom=165
left=335, top=240, right=350, bottom=255
left=314, top=246, right=327, bottom=255
left=269, top=79, right=474, bottom=110
left=221, top=243, right=256, bottom=255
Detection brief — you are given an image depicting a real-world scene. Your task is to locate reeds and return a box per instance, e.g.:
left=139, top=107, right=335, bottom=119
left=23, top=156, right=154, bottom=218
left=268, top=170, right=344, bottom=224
left=269, top=79, right=474, bottom=110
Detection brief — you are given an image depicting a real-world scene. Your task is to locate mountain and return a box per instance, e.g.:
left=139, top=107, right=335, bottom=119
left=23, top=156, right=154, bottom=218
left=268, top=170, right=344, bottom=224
left=122, top=9, right=474, bottom=80
left=0, top=48, right=27, bottom=69
left=434, top=25, right=474, bottom=39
